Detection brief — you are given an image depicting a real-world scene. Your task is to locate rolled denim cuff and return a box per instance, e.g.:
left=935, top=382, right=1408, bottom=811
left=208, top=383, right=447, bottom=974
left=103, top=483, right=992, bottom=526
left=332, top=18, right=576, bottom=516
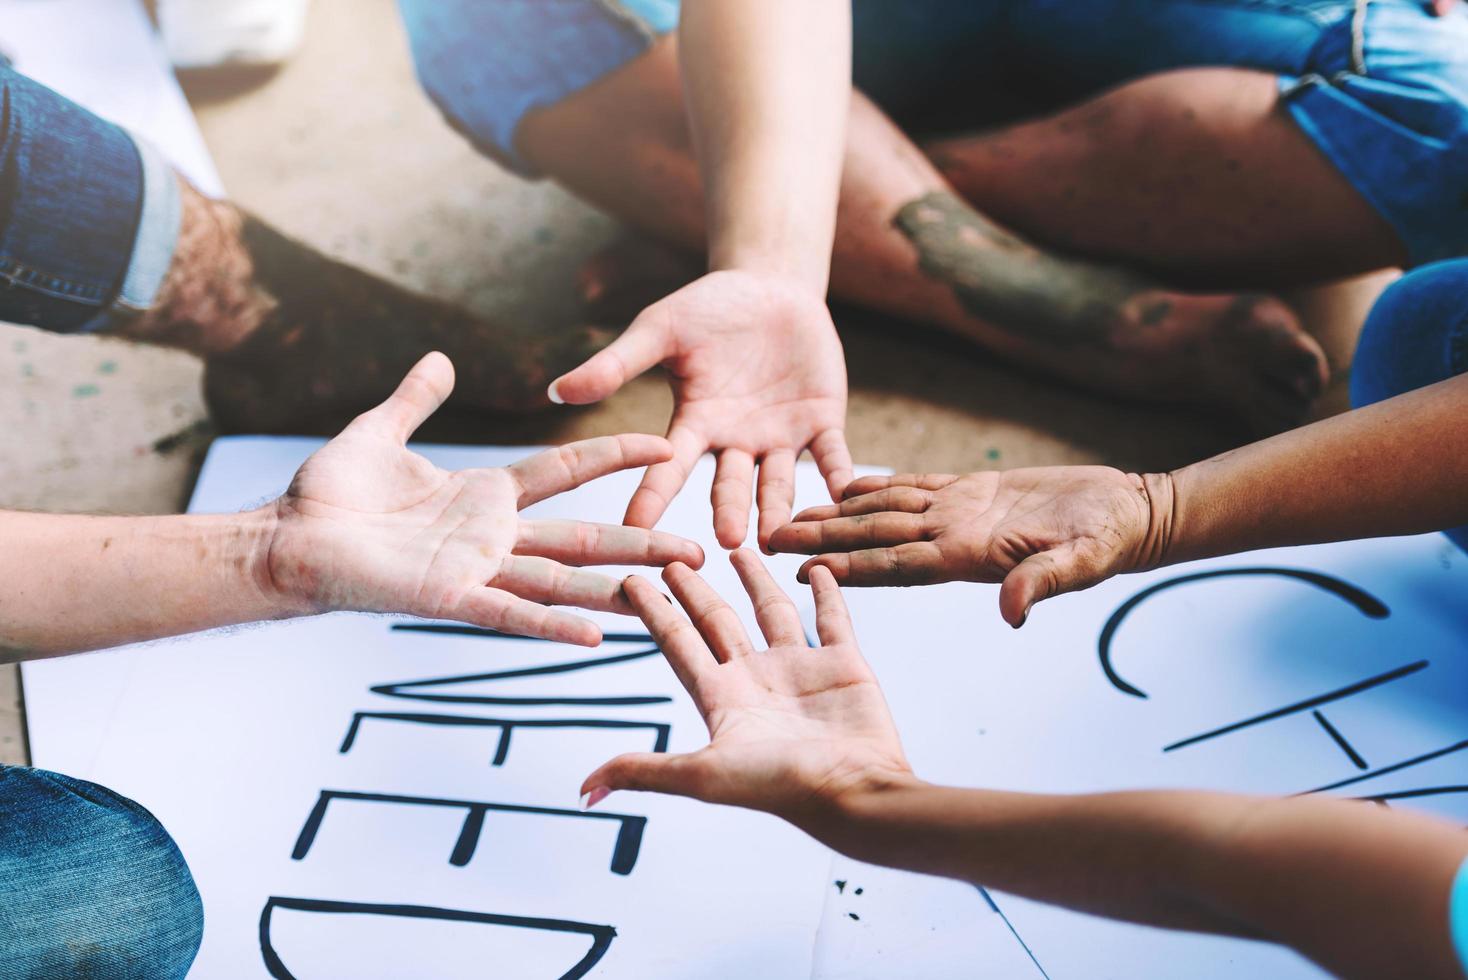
left=80, top=133, right=181, bottom=334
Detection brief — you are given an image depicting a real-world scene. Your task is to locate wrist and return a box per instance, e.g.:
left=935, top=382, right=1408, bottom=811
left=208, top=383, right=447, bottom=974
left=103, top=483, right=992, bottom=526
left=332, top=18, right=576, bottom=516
left=1135, top=471, right=1179, bottom=570
left=803, top=766, right=928, bottom=853
left=254, top=502, right=321, bottom=619
left=707, top=249, right=831, bottom=299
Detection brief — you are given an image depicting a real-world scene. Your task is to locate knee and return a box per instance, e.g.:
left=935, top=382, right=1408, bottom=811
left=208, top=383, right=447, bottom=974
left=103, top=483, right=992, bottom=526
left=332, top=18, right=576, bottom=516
left=0, top=768, right=203, bottom=980
left=1350, top=259, right=1468, bottom=409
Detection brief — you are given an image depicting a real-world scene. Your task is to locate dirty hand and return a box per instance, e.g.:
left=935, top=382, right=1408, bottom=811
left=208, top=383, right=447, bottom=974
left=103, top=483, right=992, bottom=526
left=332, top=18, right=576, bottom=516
left=548, top=270, right=852, bottom=551
left=769, top=467, right=1173, bottom=626
left=268, top=352, right=704, bottom=645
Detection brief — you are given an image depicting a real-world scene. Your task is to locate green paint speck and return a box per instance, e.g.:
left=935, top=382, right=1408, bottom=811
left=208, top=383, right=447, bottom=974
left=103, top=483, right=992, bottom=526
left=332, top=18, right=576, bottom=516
left=534, top=226, right=555, bottom=245
left=11, top=340, right=26, bottom=354
left=98, top=360, right=118, bottom=375
left=986, top=448, right=1001, bottom=461
left=20, top=363, right=33, bottom=378
left=72, top=384, right=101, bottom=399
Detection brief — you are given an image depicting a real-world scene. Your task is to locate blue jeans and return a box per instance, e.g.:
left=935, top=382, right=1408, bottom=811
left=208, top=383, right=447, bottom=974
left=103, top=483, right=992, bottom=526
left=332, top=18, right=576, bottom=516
left=1351, top=258, right=1468, bottom=550
left=0, top=767, right=203, bottom=978
left=0, top=64, right=180, bottom=333
left=399, top=0, right=1468, bottom=267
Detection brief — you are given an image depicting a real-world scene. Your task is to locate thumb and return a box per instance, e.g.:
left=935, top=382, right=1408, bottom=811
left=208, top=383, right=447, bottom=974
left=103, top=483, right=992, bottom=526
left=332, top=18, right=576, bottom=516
left=998, top=541, right=1113, bottom=629
left=580, top=751, right=706, bottom=809
left=350, top=351, right=454, bottom=444
left=549, top=313, right=671, bottom=406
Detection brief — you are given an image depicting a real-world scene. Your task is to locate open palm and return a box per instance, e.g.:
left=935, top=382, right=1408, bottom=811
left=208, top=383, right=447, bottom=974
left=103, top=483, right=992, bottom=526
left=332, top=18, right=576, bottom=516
left=550, top=271, right=853, bottom=551
left=581, top=550, right=909, bottom=825
left=770, top=468, right=1164, bottom=626
left=269, top=352, right=704, bottom=646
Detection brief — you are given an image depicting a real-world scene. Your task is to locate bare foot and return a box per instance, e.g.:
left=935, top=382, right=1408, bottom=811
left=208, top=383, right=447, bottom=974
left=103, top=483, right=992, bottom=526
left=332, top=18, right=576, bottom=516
left=196, top=213, right=617, bottom=433
left=1110, top=290, right=1328, bottom=435
left=893, top=190, right=1328, bottom=434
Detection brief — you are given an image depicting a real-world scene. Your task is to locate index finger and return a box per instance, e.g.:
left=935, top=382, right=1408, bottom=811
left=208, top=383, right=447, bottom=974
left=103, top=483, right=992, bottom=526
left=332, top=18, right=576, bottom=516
left=840, top=473, right=959, bottom=499
left=510, top=434, right=673, bottom=507
left=623, top=423, right=705, bottom=529
left=516, top=520, right=706, bottom=569
left=622, top=574, right=717, bottom=702
left=809, top=429, right=855, bottom=501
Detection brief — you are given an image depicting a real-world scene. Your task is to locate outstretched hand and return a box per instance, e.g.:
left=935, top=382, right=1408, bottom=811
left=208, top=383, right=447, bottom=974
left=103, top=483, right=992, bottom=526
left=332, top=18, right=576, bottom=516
left=268, top=352, right=705, bottom=645
left=548, top=271, right=853, bottom=551
left=769, top=467, right=1172, bottom=627
left=580, top=550, right=910, bottom=825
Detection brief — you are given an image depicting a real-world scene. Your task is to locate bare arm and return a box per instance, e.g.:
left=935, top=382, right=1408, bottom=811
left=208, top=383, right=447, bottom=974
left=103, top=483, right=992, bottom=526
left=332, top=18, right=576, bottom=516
left=1163, top=373, right=1468, bottom=562
left=680, top=0, right=851, bottom=291
left=0, top=509, right=284, bottom=660
left=585, top=556, right=1468, bottom=980
left=0, top=353, right=703, bottom=661
left=832, top=779, right=1467, bottom=980
left=771, top=373, right=1468, bottom=624
left=550, top=1, right=856, bottom=549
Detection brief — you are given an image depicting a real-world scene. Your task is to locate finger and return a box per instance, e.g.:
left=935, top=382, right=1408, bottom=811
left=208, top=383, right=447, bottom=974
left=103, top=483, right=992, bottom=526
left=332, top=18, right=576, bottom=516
left=349, top=351, right=454, bottom=444
left=808, top=564, right=856, bottom=647
left=841, top=473, right=959, bottom=499
left=510, top=434, right=673, bottom=507
left=548, top=313, right=670, bottom=405
left=452, top=587, right=601, bottom=647
left=730, top=548, right=805, bottom=647
left=1430, top=0, right=1456, bottom=16
left=580, top=751, right=710, bottom=808
left=790, top=487, right=933, bottom=524
left=622, top=574, right=715, bottom=696
left=809, top=429, right=855, bottom=501
left=755, top=449, right=796, bottom=555
left=769, top=513, right=928, bottom=555
left=516, top=520, right=705, bottom=569
left=711, top=449, right=755, bottom=550
left=798, top=542, right=948, bottom=587
left=493, top=555, right=631, bottom=615
left=624, top=423, right=705, bottom=529
left=663, top=561, right=754, bottom=661
left=998, top=542, right=1110, bottom=628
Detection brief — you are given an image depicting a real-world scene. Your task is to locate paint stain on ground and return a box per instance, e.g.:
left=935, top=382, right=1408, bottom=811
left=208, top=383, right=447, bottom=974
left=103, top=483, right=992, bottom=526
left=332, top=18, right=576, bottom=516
left=834, top=880, right=847, bottom=894
left=11, top=339, right=26, bottom=354
left=19, top=363, right=33, bottom=378
left=72, top=384, right=101, bottom=399
left=97, top=360, right=118, bottom=375
left=152, top=418, right=214, bottom=455
left=847, top=913, right=860, bottom=921
left=986, top=448, right=1001, bottom=461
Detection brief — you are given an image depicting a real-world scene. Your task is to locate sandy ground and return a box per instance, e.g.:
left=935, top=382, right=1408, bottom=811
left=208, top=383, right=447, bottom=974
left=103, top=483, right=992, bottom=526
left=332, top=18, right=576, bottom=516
left=0, top=0, right=1391, bottom=766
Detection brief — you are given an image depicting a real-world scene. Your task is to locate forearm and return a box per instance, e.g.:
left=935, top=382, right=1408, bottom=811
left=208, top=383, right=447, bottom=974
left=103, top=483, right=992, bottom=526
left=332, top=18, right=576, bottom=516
left=680, top=0, right=850, bottom=292
left=823, top=778, right=1467, bottom=979
left=1157, top=374, right=1468, bottom=564
left=0, top=508, right=299, bottom=659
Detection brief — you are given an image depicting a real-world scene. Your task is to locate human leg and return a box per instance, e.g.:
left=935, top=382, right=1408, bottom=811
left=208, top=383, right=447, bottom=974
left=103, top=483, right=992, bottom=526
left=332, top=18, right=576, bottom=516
left=0, top=766, right=203, bottom=979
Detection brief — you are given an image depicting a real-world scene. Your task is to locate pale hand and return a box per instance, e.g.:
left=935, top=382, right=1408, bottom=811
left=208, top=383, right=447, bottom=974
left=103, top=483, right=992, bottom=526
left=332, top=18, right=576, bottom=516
left=267, top=352, right=705, bottom=646
left=580, top=550, right=910, bottom=825
left=769, top=468, right=1170, bottom=627
left=548, top=271, right=853, bottom=551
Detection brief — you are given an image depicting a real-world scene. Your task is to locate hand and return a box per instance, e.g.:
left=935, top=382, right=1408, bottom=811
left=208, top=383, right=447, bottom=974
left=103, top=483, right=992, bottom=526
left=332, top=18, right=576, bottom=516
left=548, top=271, right=853, bottom=551
left=580, top=550, right=911, bottom=826
left=768, top=468, right=1174, bottom=627
left=266, top=352, right=705, bottom=646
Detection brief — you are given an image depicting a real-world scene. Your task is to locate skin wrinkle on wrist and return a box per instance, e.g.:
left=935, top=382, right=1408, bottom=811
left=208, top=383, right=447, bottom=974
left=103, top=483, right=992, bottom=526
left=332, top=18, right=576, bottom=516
left=1137, top=470, right=1179, bottom=570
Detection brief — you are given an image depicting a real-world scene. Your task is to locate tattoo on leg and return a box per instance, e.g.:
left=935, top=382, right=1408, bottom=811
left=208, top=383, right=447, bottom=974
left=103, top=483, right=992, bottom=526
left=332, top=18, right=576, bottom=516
left=892, top=190, right=1155, bottom=347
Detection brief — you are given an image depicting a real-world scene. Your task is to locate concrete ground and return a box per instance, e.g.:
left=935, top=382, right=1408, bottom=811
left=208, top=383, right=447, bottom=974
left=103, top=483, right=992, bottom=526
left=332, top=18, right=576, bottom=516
left=0, top=0, right=1390, bottom=766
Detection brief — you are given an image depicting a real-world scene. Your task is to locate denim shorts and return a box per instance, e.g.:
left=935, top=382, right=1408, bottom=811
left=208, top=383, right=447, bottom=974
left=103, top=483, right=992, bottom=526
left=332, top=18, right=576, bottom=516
left=397, top=0, right=1468, bottom=267
left=1350, top=256, right=1468, bottom=550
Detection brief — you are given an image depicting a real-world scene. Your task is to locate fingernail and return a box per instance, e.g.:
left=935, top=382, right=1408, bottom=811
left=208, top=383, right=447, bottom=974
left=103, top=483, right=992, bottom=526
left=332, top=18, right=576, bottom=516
left=580, top=787, right=610, bottom=811
left=547, top=380, right=565, bottom=405
left=1014, top=608, right=1029, bottom=629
